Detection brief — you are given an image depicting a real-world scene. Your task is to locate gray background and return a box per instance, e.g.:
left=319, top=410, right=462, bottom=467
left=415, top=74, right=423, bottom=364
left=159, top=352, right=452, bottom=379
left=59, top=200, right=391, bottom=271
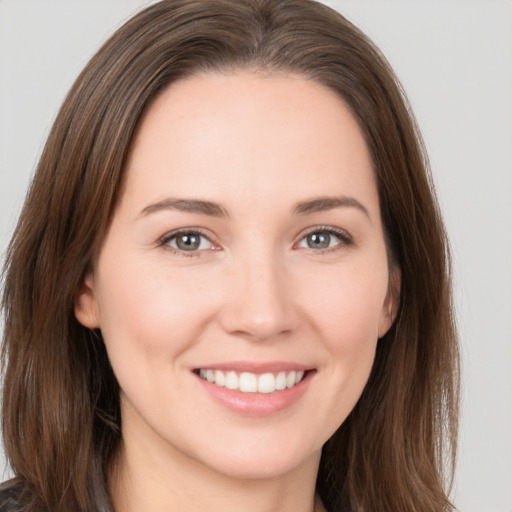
left=1, top=1, right=511, bottom=510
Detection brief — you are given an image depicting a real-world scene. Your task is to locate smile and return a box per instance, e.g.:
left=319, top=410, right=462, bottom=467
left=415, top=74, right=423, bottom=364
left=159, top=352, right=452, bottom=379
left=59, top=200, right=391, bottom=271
left=198, top=369, right=306, bottom=394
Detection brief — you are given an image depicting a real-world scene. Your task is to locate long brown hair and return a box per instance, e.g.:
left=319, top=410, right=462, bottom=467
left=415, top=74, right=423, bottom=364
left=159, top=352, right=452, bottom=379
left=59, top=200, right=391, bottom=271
left=1, top=1, right=459, bottom=510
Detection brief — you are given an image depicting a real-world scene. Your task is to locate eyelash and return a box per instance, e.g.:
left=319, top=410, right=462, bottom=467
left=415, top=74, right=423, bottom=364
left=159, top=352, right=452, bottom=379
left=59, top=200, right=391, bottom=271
left=158, top=226, right=353, bottom=257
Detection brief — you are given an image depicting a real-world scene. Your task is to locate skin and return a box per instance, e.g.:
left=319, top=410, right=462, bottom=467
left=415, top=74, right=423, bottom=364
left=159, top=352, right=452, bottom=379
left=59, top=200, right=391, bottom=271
left=75, top=71, right=398, bottom=512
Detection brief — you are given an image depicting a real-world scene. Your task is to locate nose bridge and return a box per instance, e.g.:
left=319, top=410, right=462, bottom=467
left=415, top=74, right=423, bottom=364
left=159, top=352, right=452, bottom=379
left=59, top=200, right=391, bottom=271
left=220, top=238, right=296, bottom=339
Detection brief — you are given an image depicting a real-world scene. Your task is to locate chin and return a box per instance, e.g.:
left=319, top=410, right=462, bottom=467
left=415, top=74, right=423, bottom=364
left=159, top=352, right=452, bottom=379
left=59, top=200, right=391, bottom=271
left=187, top=434, right=322, bottom=481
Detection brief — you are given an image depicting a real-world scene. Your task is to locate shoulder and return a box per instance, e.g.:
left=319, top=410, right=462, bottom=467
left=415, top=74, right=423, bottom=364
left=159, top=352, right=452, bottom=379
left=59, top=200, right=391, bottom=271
left=0, top=481, right=25, bottom=512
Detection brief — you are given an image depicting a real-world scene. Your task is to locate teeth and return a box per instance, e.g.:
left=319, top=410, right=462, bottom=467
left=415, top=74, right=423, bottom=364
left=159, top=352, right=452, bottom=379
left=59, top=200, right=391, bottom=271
left=225, top=371, right=238, bottom=390
left=275, top=371, right=287, bottom=390
left=198, top=369, right=307, bottom=393
left=257, top=373, right=275, bottom=394
left=286, top=371, right=296, bottom=388
left=214, top=370, right=225, bottom=387
left=239, top=372, right=258, bottom=392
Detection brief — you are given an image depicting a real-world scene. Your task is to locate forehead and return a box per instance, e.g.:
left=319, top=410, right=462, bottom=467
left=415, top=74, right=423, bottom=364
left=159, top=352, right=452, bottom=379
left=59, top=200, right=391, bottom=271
left=122, top=71, right=378, bottom=216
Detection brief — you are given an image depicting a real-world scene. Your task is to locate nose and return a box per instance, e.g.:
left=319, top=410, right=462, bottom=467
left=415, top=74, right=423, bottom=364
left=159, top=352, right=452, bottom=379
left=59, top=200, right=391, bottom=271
left=218, top=247, right=299, bottom=341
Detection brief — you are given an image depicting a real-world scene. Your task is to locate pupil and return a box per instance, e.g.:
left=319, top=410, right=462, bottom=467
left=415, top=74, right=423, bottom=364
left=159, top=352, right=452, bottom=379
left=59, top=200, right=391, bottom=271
left=308, top=232, right=330, bottom=249
left=177, top=234, right=200, bottom=251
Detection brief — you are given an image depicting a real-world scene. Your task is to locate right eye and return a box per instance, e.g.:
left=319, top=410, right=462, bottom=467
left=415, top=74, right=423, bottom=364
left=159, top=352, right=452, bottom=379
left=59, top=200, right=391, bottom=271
left=161, top=230, right=215, bottom=253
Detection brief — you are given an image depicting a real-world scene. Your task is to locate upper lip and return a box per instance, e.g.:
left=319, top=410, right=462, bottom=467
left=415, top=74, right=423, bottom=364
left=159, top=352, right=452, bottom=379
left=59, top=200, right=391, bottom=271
left=193, top=361, right=313, bottom=374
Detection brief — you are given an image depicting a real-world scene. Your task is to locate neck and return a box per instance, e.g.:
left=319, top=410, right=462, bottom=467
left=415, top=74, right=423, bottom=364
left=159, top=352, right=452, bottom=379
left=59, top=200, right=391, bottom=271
left=108, top=420, right=324, bottom=512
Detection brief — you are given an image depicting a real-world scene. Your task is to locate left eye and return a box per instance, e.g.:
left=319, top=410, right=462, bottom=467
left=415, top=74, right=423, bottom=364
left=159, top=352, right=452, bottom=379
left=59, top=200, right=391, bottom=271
left=297, top=230, right=347, bottom=250
left=164, top=231, right=213, bottom=252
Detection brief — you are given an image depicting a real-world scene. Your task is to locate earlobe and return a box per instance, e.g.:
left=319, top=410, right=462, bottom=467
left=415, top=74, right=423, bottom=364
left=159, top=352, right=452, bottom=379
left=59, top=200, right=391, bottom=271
left=74, top=272, right=100, bottom=329
left=378, top=267, right=401, bottom=338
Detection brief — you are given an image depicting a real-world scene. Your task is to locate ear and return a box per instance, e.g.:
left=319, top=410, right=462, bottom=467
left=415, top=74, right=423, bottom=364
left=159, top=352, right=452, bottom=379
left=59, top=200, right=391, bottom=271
left=74, top=272, right=100, bottom=329
left=378, top=266, right=401, bottom=338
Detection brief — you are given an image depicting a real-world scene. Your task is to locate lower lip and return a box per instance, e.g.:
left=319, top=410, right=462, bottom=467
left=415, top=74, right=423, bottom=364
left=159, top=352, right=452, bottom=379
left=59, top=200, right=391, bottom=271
left=195, top=371, right=314, bottom=417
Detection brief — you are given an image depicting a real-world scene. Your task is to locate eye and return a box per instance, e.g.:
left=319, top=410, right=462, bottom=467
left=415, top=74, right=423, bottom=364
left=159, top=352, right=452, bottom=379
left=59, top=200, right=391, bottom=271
left=161, top=230, right=215, bottom=252
left=297, top=228, right=352, bottom=251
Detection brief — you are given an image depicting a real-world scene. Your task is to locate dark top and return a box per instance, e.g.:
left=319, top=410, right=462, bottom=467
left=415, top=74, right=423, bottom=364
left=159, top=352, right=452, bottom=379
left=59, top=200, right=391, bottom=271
left=0, top=482, right=25, bottom=512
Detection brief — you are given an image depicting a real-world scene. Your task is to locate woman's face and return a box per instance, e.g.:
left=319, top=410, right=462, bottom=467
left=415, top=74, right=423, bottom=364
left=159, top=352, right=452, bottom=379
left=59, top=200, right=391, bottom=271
left=76, top=72, right=397, bottom=480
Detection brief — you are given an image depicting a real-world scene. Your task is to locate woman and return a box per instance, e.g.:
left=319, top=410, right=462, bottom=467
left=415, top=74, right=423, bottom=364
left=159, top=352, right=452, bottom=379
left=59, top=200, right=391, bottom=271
left=0, top=1, right=459, bottom=511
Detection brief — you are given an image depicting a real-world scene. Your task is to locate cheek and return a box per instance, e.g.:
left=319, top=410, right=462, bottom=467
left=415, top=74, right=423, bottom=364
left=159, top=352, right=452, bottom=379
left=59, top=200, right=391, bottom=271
left=303, top=258, right=389, bottom=348
left=94, top=254, right=220, bottom=363
left=300, top=262, right=387, bottom=428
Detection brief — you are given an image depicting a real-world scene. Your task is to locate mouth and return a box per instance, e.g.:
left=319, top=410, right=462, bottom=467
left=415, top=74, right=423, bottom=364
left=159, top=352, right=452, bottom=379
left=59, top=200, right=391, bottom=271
left=193, top=363, right=316, bottom=416
left=195, top=368, right=309, bottom=394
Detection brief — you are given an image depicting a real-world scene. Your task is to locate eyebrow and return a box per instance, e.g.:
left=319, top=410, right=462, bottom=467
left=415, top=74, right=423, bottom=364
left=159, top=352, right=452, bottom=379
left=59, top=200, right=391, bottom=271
left=138, top=197, right=229, bottom=218
left=293, top=195, right=370, bottom=218
left=138, top=194, right=370, bottom=220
